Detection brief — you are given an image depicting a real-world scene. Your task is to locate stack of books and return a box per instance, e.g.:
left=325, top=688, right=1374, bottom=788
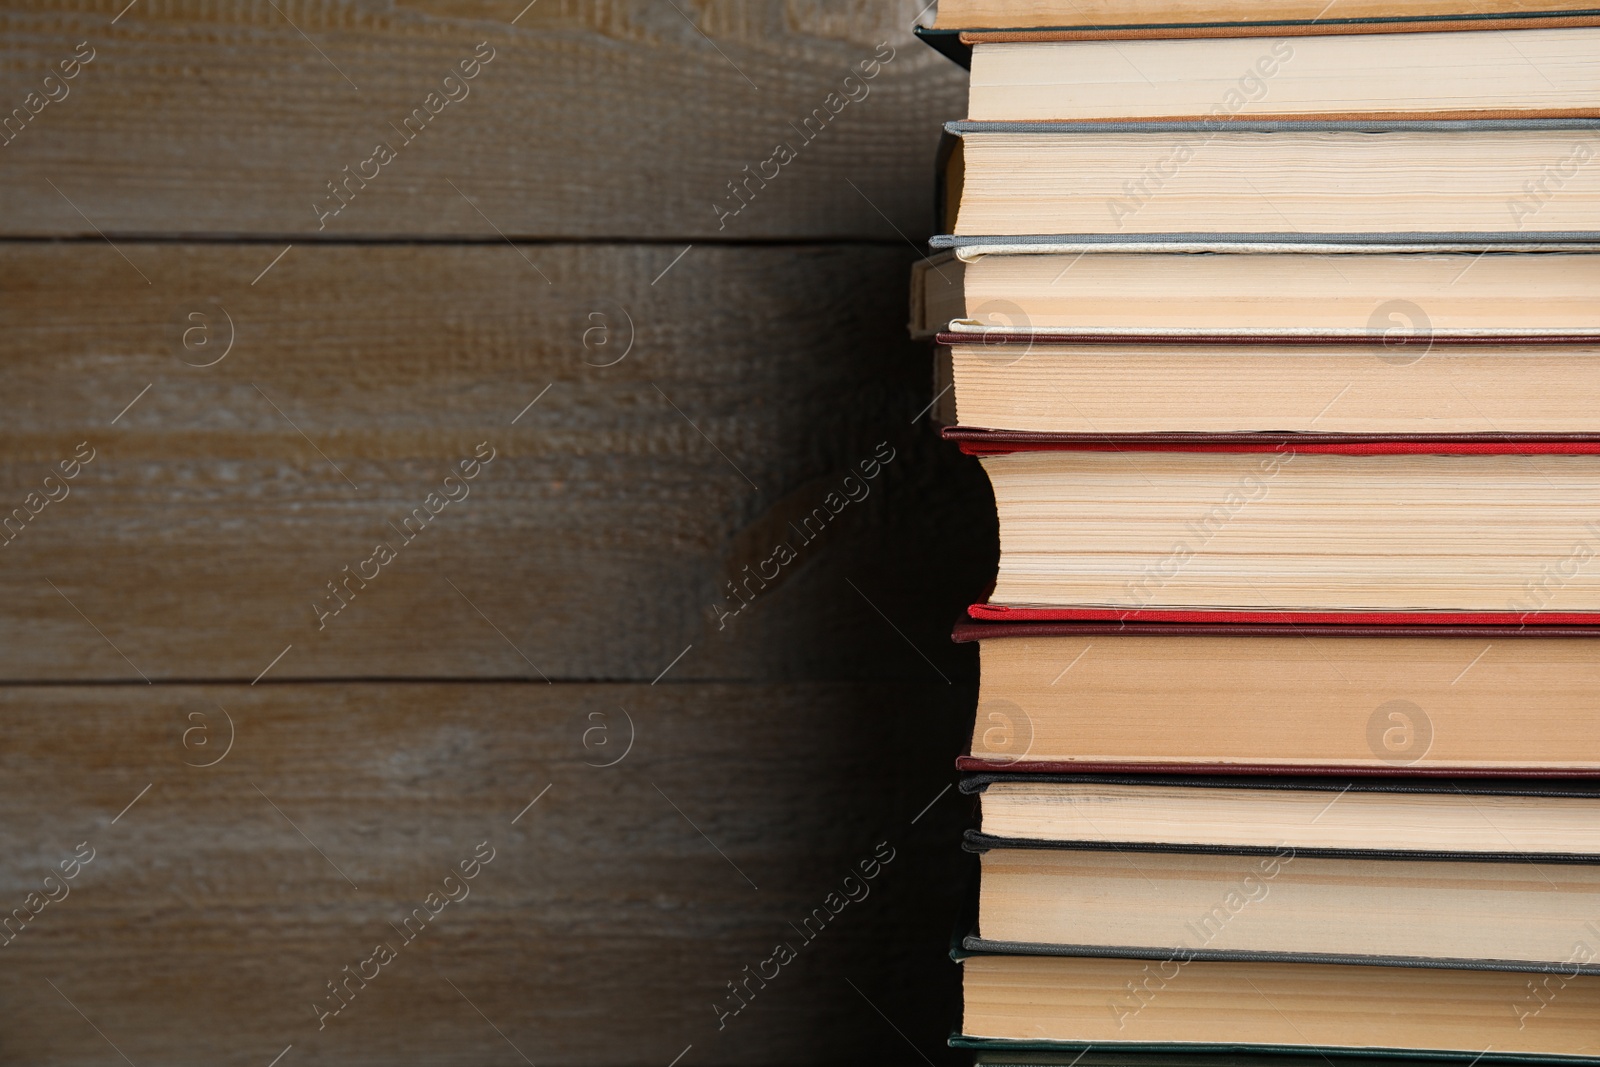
left=911, top=0, right=1600, bottom=1060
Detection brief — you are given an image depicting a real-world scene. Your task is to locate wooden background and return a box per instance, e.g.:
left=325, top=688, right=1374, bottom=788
left=0, top=3, right=993, bottom=1065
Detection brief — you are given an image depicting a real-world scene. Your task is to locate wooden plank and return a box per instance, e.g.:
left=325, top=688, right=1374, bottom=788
left=0, top=680, right=970, bottom=1066
left=0, top=1, right=964, bottom=238
left=0, top=242, right=992, bottom=681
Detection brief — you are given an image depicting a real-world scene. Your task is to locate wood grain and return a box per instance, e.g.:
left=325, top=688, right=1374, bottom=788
left=0, top=680, right=973, bottom=1066
left=0, top=6, right=979, bottom=1064
left=0, top=0, right=965, bottom=238
left=0, top=241, right=993, bottom=683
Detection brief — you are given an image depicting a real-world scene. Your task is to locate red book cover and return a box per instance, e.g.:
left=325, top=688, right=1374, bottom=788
left=949, top=428, right=1600, bottom=624
left=944, top=426, right=1600, bottom=456
left=965, top=605, right=1600, bottom=626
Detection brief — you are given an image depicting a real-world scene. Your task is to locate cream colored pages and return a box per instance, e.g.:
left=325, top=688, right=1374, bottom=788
left=961, top=955, right=1600, bottom=1051
left=970, top=634, right=1600, bottom=768
left=955, top=130, right=1600, bottom=235
left=951, top=345, right=1600, bottom=433
left=982, top=451, right=1600, bottom=611
left=978, top=848, right=1600, bottom=964
left=968, top=30, right=1600, bottom=119
left=956, top=252, right=1600, bottom=332
left=979, top=781, right=1600, bottom=853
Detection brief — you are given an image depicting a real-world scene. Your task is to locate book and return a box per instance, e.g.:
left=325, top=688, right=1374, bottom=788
left=938, top=119, right=1600, bottom=240
left=966, top=29, right=1600, bottom=121
left=952, top=621, right=1600, bottom=773
left=967, top=845, right=1600, bottom=970
left=926, top=0, right=1600, bottom=34
left=964, top=1053, right=1522, bottom=1067
left=961, top=773, right=1600, bottom=858
left=959, top=953, right=1600, bottom=1055
left=941, top=337, right=1600, bottom=434
left=908, top=252, right=964, bottom=340
left=914, top=5, right=1600, bottom=1055
left=956, top=442, right=1600, bottom=617
left=911, top=250, right=1600, bottom=336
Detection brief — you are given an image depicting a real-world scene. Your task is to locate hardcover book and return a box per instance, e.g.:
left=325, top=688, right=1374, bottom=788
left=961, top=772, right=1600, bottom=857
left=914, top=5, right=1600, bottom=1055
left=910, top=250, right=1600, bottom=334
left=952, top=439, right=1600, bottom=619
left=938, top=335, right=1600, bottom=434
left=953, top=621, right=1600, bottom=773
left=935, top=119, right=1600, bottom=242
left=965, top=844, right=1600, bottom=970
left=959, top=952, right=1600, bottom=1056
left=964, top=29, right=1600, bottom=121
